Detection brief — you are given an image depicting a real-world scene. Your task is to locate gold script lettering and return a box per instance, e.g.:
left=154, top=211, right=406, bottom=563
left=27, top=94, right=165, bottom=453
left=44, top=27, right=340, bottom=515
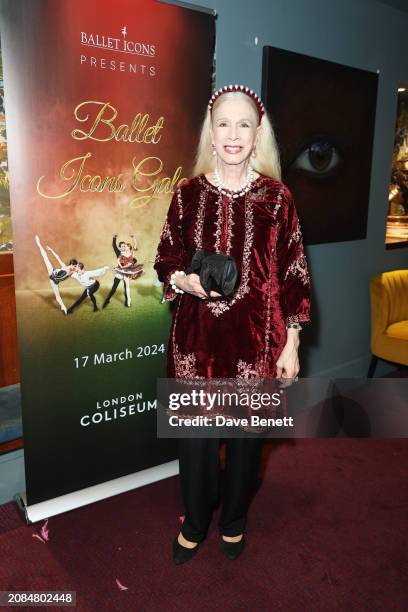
left=129, top=156, right=185, bottom=208
left=71, top=100, right=164, bottom=144
left=36, top=152, right=124, bottom=199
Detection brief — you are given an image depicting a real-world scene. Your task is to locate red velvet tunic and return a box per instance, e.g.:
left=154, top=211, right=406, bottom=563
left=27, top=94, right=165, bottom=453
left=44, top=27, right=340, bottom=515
left=154, top=173, right=311, bottom=379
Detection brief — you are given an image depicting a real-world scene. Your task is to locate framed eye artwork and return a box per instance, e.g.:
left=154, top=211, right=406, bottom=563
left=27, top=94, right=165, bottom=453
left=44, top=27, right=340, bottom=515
left=262, top=46, right=379, bottom=246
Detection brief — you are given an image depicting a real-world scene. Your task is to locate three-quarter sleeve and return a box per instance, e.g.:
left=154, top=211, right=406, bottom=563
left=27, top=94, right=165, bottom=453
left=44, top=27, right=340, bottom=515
left=276, top=185, right=311, bottom=326
left=154, top=186, right=186, bottom=302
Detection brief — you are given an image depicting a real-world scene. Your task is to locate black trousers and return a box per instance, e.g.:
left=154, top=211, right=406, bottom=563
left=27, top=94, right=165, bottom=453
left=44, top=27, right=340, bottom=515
left=178, top=437, right=264, bottom=543
left=104, top=277, right=129, bottom=305
left=69, top=280, right=100, bottom=311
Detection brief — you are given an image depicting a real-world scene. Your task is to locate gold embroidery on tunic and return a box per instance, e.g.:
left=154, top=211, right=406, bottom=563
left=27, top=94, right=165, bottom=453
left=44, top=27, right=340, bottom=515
left=206, top=191, right=254, bottom=317
left=287, top=220, right=302, bottom=249
left=173, top=343, right=200, bottom=378
left=194, top=188, right=208, bottom=248
left=284, top=253, right=309, bottom=285
left=236, top=359, right=266, bottom=379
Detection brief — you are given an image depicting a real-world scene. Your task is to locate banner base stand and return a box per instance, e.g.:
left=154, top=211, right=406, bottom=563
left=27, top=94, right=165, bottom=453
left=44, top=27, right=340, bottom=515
left=14, top=460, right=179, bottom=524
left=14, top=492, right=30, bottom=524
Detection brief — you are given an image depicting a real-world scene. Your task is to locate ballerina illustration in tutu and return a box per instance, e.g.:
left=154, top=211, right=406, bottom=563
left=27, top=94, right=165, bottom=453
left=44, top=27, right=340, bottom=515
left=103, top=234, right=144, bottom=308
left=35, top=235, right=78, bottom=315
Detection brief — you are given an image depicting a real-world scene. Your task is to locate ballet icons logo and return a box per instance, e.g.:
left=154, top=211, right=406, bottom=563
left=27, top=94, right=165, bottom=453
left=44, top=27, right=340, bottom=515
left=79, top=26, right=157, bottom=76
left=80, top=26, right=156, bottom=57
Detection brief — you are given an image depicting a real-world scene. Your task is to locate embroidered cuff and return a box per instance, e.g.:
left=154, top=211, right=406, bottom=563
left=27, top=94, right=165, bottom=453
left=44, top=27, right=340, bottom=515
left=285, top=313, right=311, bottom=326
left=160, top=271, right=181, bottom=303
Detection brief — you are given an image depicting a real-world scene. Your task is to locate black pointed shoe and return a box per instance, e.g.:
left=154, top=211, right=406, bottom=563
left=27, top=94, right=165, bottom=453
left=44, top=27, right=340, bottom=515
left=173, top=535, right=200, bottom=565
left=221, top=535, right=246, bottom=560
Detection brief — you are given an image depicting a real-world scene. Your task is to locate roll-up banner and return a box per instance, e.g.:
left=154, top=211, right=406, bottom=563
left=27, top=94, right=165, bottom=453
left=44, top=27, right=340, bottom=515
left=0, top=0, right=215, bottom=520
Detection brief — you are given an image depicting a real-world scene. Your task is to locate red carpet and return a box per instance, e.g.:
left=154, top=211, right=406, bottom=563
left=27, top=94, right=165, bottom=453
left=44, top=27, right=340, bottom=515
left=0, top=439, right=407, bottom=611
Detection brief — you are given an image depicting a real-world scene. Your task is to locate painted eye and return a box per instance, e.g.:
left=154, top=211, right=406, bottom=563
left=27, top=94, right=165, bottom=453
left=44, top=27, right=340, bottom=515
left=292, top=139, right=341, bottom=176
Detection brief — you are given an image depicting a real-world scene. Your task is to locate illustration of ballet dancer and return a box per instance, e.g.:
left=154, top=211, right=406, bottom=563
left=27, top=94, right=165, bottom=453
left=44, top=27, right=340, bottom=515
left=67, top=263, right=109, bottom=314
left=103, top=234, right=143, bottom=308
left=35, top=234, right=78, bottom=315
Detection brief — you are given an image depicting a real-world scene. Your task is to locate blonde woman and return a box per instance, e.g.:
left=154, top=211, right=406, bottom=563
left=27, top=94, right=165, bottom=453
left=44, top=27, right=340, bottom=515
left=155, top=85, right=311, bottom=564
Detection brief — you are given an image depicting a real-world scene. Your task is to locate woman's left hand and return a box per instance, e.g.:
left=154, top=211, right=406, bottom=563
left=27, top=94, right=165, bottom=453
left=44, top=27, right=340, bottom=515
left=276, top=330, right=300, bottom=384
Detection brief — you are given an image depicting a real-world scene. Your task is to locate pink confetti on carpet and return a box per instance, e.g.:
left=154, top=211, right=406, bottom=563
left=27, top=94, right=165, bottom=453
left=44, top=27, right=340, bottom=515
left=40, top=519, right=49, bottom=541
left=32, top=533, right=46, bottom=543
left=115, top=579, right=128, bottom=591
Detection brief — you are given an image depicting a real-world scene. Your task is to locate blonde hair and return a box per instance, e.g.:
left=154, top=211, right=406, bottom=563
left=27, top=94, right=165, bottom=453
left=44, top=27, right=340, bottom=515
left=192, top=91, right=281, bottom=180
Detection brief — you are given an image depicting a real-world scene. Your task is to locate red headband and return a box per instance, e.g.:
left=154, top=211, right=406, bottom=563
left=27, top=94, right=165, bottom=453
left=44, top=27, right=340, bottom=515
left=208, top=84, right=265, bottom=122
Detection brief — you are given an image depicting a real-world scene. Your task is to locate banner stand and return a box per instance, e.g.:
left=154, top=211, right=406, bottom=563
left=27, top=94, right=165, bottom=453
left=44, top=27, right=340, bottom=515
left=14, top=460, right=179, bottom=524
left=2, top=0, right=214, bottom=515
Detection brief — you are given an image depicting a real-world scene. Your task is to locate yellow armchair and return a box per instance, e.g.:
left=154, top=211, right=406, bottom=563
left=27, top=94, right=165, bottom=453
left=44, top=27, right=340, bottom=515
left=369, top=270, right=408, bottom=376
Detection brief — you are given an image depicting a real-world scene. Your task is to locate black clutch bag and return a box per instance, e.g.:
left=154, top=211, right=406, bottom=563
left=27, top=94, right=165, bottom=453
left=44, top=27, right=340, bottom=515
left=185, top=249, right=239, bottom=298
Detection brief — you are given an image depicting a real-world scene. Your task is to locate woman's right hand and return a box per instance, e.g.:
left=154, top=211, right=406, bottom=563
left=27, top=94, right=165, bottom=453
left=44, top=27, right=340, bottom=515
left=175, top=273, right=222, bottom=299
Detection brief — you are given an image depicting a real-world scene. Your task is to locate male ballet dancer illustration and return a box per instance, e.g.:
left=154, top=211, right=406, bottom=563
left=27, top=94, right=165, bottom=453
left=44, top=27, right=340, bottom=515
left=67, top=263, right=109, bottom=314
left=103, top=234, right=143, bottom=308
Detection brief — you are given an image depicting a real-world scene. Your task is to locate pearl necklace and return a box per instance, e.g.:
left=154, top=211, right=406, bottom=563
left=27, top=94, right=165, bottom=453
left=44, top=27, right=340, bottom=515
left=213, top=165, right=254, bottom=199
